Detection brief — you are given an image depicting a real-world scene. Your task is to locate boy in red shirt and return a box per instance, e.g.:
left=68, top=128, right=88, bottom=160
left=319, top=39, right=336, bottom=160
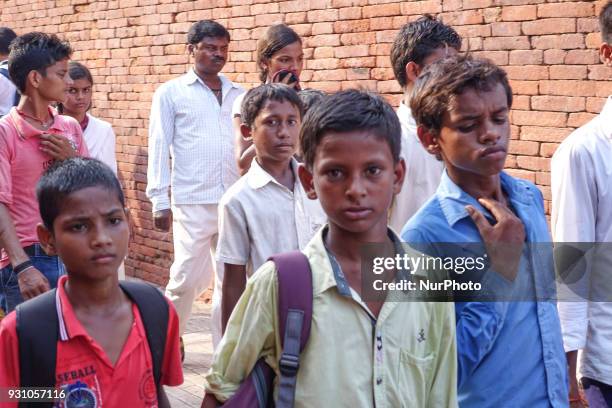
left=0, top=32, right=89, bottom=313
left=0, top=158, right=183, bottom=407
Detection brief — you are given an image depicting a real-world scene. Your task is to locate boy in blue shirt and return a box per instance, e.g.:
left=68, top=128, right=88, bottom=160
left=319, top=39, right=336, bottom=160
left=401, top=55, right=568, bottom=407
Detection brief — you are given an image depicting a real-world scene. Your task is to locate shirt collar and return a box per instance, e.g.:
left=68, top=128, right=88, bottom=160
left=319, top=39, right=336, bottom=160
left=436, top=170, right=533, bottom=227
left=182, top=68, right=238, bottom=91
left=397, top=102, right=418, bottom=137
left=55, top=275, right=90, bottom=341
left=246, top=157, right=299, bottom=190
left=8, top=106, right=61, bottom=139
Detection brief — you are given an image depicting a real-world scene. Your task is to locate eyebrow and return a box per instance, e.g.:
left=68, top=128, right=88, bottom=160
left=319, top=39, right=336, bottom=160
left=455, top=107, right=509, bottom=121
left=62, top=208, right=124, bottom=221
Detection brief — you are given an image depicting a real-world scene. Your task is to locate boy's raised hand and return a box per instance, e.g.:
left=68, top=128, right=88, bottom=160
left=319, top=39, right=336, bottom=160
left=39, top=133, right=78, bottom=161
left=17, top=266, right=51, bottom=300
left=466, top=198, right=525, bottom=282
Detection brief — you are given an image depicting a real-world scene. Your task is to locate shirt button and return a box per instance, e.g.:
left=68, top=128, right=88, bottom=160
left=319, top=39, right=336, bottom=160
left=376, top=377, right=383, bottom=385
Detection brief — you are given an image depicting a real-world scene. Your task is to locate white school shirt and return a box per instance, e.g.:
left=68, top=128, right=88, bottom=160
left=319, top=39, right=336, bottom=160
left=389, top=103, right=444, bottom=233
left=146, top=69, right=244, bottom=212
left=552, top=96, right=612, bottom=385
left=231, top=92, right=245, bottom=118
left=216, top=157, right=326, bottom=276
left=83, top=114, right=117, bottom=174
left=0, top=60, right=17, bottom=117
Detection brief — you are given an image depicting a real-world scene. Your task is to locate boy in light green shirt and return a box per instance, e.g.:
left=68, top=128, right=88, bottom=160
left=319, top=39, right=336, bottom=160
left=202, top=90, right=457, bottom=407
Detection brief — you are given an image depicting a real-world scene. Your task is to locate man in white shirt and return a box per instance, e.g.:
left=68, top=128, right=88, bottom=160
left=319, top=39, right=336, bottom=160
left=0, top=27, right=18, bottom=117
left=388, top=16, right=461, bottom=232
left=146, top=20, right=244, bottom=350
left=552, top=2, right=612, bottom=406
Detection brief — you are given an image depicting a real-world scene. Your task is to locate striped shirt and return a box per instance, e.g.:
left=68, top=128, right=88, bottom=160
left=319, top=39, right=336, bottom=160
left=146, top=68, right=244, bottom=212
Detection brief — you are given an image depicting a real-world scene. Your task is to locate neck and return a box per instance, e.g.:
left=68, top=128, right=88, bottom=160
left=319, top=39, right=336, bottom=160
left=326, top=220, right=390, bottom=262
left=402, top=86, right=414, bottom=107
left=194, top=67, right=221, bottom=87
left=17, top=95, right=52, bottom=123
left=447, top=168, right=504, bottom=202
left=64, top=275, right=125, bottom=311
left=256, top=157, right=294, bottom=187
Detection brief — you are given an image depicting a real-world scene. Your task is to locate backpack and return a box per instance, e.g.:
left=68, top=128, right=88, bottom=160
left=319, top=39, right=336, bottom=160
left=222, top=251, right=313, bottom=408
left=0, top=62, right=20, bottom=110
left=15, top=281, right=169, bottom=408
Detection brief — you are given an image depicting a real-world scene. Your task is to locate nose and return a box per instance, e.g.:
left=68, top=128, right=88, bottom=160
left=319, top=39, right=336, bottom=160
left=277, top=121, right=290, bottom=139
left=92, top=224, right=113, bottom=248
left=345, top=173, right=367, bottom=201
left=479, top=119, right=502, bottom=145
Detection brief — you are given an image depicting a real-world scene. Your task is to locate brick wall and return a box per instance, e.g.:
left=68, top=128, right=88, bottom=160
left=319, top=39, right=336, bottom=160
left=1, top=0, right=610, bottom=285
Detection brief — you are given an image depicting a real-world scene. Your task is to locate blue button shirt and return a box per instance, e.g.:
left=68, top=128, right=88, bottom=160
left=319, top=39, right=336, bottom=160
left=401, top=171, right=568, bottom=407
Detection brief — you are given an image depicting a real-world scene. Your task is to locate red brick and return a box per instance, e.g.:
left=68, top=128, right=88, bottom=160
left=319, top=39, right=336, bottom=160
left=306, top=34, right=341, bottom=47
left=333, top=19, right=369, bottom=33
left=543, top=49, right=567, bottom=65
left=516, top=156, right=550, bottom=171
left=537, top=2, right=594, bottom=18
left=539, top=80, right=597, bottom=96
left=509, top=80, right=539, bottom=95
left=501, top=5, right=537, bottom=21
left=483, top=36, right=530, bottom=50
left=463, top=0, right=492, bottom=10
left=313, top=46, right=335, bottom=59
left=312, top=69, right=347, bottom=81
left=505, top=65, right=549, bottom=81
left=251, top=2, right=279, bottom=14
left=509, top=50, right=543, bottom=65
left=307, top=58, right=340, bottom=70
left=335, top=44, right=370, bottom=58
left=400, top=0, right=442, bottom=15
left=585, top=32, right=601, bottom=48
left=505, top=169, right=536, bottom=182
left=285, top=11, right=306, bottom=24
left=568, top=112, right=597, bottom=127
left=531, top=96, right=586, bottom=112
left=522, top=18, right=576, bottom=35
left=307, top=9, right=339, bottom=22
left=512, top=110, right=567, bottom=127
left=508, top=140, right=539, bottom=155
left=341, top=32, right=376, bottom=45
left=439, top=10, right=484, bottom=25
left=520, top=126, right=572, bottom=143
left=564, top=49, right=599, bottom=64
left=549, top=65, right=587, bottom=80
left=512, top=95, right=530, bottom=110
left=491, top=22, right=521, bottom=37
left=339, top=7, right=362, bottom=20
left=586, top=97, right=607, bottom=113
left=455, top=24, right=492, bottom=38
left=362, top=3, right=399, bottom=17
left=346, top=67, right=370, bottom=80
left=532, top=34, right=585, bottom=50
left=588, top=65, right=612, bottom=81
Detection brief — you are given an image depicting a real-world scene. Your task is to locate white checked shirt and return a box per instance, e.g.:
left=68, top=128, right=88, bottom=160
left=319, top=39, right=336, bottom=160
left=146, top=68, right=244, bottom=212
left=389, top=103, right=444, bottom=233
left=552, top=96, right=612, bottom=385
left=216, top=158, right=326, bottom=276
left=0, top=60, right=17, bottom=117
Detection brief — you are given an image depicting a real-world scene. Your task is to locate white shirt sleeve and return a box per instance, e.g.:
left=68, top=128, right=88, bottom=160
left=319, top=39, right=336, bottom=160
left=551, top=138, right=596, bottom=352
left=0, top=74, right=16, bottom=117
left=146, top=85, right=174, bottom=212
left=231, top=92, right=244, bottom=118
left=216, top=195, right=250, bottom=266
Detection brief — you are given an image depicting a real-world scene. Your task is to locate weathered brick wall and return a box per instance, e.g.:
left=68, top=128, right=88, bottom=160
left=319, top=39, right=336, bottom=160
left=1, top=0, right=610, bottom=285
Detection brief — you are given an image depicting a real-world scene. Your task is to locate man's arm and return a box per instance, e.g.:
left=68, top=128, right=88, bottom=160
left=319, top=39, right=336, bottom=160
left=0, top=203, right=49, bottom=299
left=146, top=85, right=175, bottom=215
left=221, top=263, right=247, bottom=333
left=233, top=116, right=255, bottom=176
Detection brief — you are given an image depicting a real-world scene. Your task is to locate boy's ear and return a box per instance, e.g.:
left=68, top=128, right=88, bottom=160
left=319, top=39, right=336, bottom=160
left=417, top=125, right=441, bottom=158
left=600, top=43, right=612, bottom=67
left=240, top=123, right=253, bottom=141
left=404, top=61, right=422, bottom=85
left=36, top=223, right=57, bottom=256
left=187, top=44, right=194, bottom=56
left=392, top=158, right=406, bottom=195
left=298, top=164, right=317, bottom=200
left=26, top=70, right=42, bottom=91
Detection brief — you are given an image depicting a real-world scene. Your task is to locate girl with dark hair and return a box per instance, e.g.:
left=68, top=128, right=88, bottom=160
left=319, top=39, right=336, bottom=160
left=60, top=61, right=117, bottom=175
left=233, top=23, right=304, bottom=174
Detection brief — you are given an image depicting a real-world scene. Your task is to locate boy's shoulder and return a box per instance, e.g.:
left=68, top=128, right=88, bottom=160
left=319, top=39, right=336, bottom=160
left=219, top=174, right=251, bottom=208
left=402, top=195, right=446, bottom=237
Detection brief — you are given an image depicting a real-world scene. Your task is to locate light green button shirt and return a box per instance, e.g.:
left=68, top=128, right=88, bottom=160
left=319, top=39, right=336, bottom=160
left=204, top=227, right=458, bottom=408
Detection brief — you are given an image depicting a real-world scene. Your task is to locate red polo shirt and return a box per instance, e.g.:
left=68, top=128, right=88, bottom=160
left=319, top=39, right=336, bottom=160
left=0, top=276, right=183, bottom=407
left=0, top=108, right=89, bottom=267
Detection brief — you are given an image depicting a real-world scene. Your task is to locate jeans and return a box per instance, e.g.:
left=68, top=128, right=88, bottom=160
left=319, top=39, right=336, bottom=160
left=582, top=377, right=612, bottom=408
left=0, top=244, right=66, bottom=313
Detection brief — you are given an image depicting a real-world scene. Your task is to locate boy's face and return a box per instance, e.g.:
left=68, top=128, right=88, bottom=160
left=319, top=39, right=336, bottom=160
left=299, top=131, right=405, bottom=234
left=428, top=82, right=510, bottom=180
left=189, top=36, right=228, bottom=76
left=63, top=78, right=92, bottom=116
left=38, top=186, right=129, bottom=280
left=34, top=58, right=72, bottom=103
left=245, top=99, right=301, bottom=165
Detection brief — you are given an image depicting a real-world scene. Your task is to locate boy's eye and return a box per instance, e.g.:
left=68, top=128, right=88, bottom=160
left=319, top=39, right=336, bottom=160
left=326, top=169, right=343, bottom=180
left=109, top=217, right=123, bottom=225
left=493, top=116, right=507, bottom=124
left=458, top=124, right=476, bottom=133
left=366, top=166, right=382, bottom=176
left=266, top=119, right=279, bottom=126
left=288, top=119, right=298, bottom=126
left=70, top=223, right=87, bottom=232
left=68, top=88, right=77, bottom=94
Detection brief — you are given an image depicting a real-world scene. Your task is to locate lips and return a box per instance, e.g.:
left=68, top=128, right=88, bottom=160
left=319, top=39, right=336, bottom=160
left=479, top=146, right=506, bottom=159
left=91, top=253, right=116, bottom=264
left=343, top=207, right=373, bottom=220
left=275, top=144, right=294, bottom=150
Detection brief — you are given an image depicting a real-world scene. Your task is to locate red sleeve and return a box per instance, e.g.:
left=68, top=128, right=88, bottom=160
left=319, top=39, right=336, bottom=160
left=161, top=299, right=183, bottom=386
left=0, top=126, right=13, bottom=206
left=0, top=312, right=20, bottom=408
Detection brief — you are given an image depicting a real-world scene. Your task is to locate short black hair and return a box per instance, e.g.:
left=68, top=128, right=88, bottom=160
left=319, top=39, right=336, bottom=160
left=0, top=27, right=17, bottom=56
left=410, top=54, right=513, bottom=136
left=390, top=15, right=462, bottom=89
left=300, top=89, right=401, bottom=169
left=298, top=88, right=326, bottom=115
left=187, top=20, right=230, bottom=45
left=8, top=32, right=72, bottom=93
left=601, top=1, right=612, bottom=43
left=37, top=157, right=125, bottom=231
left=241, top=83, right=303, bottom=128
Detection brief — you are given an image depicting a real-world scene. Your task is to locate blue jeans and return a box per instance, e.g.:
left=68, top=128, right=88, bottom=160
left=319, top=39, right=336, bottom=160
left=0, top=244, right=66, bottom=313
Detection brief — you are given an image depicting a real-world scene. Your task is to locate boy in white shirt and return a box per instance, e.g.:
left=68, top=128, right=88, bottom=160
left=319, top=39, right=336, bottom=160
left=216, top=83, right=326, bottom=332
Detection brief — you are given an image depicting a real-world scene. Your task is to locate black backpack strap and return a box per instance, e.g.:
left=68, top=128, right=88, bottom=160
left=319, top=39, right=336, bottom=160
left=119, top=281, right=169, bottom=395
left=15, top=289, right=58, bottom=408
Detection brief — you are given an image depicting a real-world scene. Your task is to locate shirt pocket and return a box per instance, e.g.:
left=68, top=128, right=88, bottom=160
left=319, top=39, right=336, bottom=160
left=398, top=348, right=435, bottom=407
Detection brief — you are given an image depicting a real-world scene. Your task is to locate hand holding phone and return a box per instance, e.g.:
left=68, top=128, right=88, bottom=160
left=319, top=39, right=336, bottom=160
left=271, top=69, right=301, bottom=90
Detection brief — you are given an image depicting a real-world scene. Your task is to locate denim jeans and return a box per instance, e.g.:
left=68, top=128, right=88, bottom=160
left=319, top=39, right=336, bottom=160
left=0, top=244, right=66, bottom=313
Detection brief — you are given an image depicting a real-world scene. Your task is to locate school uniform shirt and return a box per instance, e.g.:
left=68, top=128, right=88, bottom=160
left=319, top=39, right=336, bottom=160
left=388, top=103, right=444, bottom=233
left=552, top=96, right=612, bottom=385
left=205, top=226, right=458, bottom=408
left=0, top=108, right=89, bottom=268
left=0, top=60, right=17, bottom=117
left=231, top=92, right=245, bottom=118
left=216, top=157, right=326, bottom=276
left=402, top=171, right=568, bottom=407
left=146, top=68, right=244, bottom=213
left=0, top=276, right=183, bottom=407
left=83, top=114, right=117, bottom=174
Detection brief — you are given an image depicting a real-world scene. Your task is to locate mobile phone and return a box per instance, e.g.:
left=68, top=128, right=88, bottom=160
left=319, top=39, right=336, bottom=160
left=272, top=69, right=300, bottom=88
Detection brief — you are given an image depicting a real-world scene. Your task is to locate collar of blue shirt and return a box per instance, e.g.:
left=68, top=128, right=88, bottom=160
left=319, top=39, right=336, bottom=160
left=436, top=170, right=535, bottom=228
